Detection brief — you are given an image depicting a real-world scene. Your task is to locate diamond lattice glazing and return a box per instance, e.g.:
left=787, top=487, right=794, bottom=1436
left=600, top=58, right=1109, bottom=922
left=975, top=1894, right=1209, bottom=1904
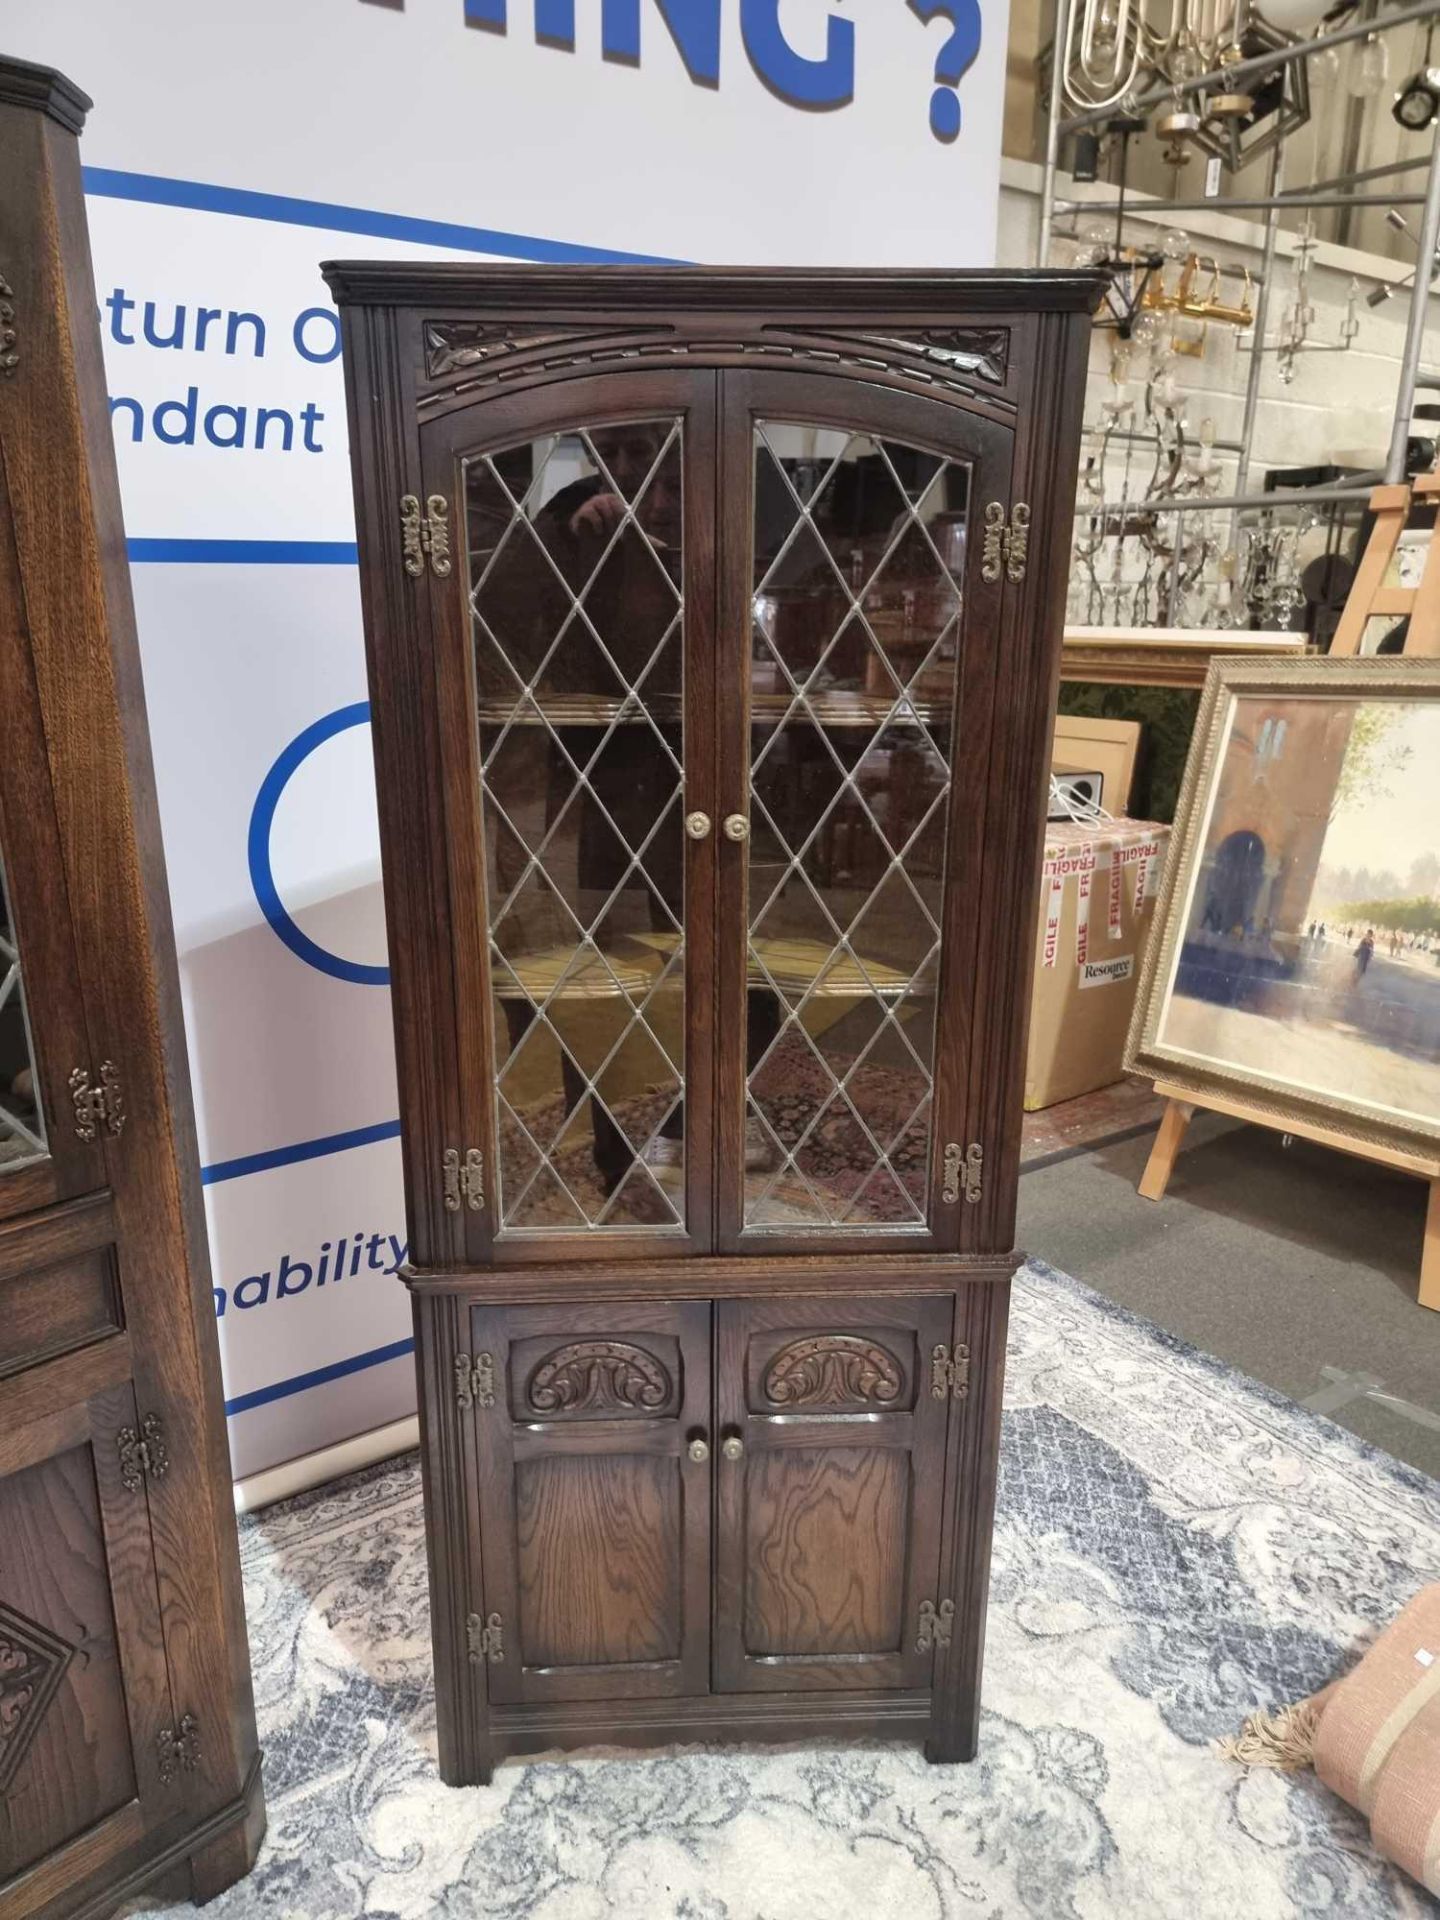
left=0, top=852, right=47, bottom=1173
left=466, top=420, right=687, bottom=1233
left=743, top=423, right=968, bottom=1230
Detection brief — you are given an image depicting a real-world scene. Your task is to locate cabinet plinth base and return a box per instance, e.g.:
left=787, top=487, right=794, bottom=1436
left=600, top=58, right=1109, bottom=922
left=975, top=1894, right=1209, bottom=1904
left=451, top=1690, right=944, bottom=1779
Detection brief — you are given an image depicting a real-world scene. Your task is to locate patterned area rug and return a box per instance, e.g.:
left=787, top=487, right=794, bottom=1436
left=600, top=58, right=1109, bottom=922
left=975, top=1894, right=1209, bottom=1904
left=136, top=1262, right=1440, bottom=1920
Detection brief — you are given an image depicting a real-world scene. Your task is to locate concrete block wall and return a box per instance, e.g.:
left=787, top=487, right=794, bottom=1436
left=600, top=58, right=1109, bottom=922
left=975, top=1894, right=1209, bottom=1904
left=995, top=162, right=1435, bottom=623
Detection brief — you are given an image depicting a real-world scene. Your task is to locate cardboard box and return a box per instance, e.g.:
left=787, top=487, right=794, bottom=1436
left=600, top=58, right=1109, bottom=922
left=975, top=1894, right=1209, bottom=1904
left=1052, top=715, right=1142, bottom=813
left=1024, top=815, right=1170, bottom=1111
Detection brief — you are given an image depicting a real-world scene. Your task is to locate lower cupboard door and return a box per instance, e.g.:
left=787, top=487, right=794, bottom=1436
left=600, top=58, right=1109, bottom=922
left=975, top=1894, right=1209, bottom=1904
left=469, top=1300, right=711, bottom=1705
left=0, top=1381, right=173, bottom=1892
left=713, top=1294, right=952, bottom=1693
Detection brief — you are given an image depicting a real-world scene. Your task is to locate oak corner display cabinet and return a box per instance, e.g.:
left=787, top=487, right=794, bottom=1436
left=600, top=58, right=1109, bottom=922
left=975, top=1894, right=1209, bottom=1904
left=0, top=53, right=262, bottom=1917
left=326, top=261, right=1099, bottom=1779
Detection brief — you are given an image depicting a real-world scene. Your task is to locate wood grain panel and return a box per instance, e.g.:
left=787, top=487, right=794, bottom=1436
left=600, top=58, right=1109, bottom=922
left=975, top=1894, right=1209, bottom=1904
left=715, top=1292, right=950, bottom=1694
left=744, top=1446, right=908, bottom=1657
left=0, top=1245, right=120, bottom=1380
left=516, top=1454, right=681, bottom=1667
left=0, top=1444, right=135, bottom=1880
left=470, top=1298, right=710, bottom=1712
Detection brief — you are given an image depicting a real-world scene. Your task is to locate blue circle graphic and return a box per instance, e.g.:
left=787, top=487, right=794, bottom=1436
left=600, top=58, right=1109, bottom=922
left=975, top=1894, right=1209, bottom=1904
left=247, top=701, right=390, bottom=987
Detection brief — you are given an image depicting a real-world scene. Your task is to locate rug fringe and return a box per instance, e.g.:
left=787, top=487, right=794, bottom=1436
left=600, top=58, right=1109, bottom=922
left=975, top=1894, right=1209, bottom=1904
left=1217, top=1696, right=1324, bottom=1772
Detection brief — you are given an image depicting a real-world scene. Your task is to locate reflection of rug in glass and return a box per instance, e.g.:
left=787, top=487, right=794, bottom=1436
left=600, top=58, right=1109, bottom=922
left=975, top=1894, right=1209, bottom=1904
left=498, top=1084, right=679, bottom=1227
left=749, top=1027, right=927, bottom=1223
left=497, top=1023, right=926, bottom=1229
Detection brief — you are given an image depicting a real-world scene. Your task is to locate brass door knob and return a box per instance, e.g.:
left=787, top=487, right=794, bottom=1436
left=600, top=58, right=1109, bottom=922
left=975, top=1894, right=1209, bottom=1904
left=687, top=1436, right=710, bottom=1463
left=721, top=1434, right=744, bottom=1461
left=685, top=810, right=712, bottom=840
left=722, top=814, right=750, bottom=843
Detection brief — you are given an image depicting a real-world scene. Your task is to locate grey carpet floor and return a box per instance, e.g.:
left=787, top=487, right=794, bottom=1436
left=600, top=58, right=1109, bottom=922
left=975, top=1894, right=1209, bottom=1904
left=1019, top=1111, right=1440, bottom=1478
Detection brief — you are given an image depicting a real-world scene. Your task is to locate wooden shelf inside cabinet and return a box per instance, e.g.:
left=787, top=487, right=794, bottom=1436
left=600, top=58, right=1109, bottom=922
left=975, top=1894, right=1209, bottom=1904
left=328, top=260, right=1098, bottom=1783
left=476, top=692, right=955, bottom=729
left=493, top=933, right=917, bottom=1002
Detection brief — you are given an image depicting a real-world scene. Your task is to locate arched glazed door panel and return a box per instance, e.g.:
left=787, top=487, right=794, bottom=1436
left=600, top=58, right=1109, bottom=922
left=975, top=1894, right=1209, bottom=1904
left=714, top=371, right=1014, bottom=1255
left=419, top=371, right=720, bottom=1265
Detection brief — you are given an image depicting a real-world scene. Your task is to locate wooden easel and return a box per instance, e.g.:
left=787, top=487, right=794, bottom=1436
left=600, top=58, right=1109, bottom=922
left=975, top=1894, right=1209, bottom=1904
left=1329, top=472, right=1440, bottom=658
left=1139, top=474, right=1440, bottom=1310
left=1139, top=1081, right=1440, bottom=1311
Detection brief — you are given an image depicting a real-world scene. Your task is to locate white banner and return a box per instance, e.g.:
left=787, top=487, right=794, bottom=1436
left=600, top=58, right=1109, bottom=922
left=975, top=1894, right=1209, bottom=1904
left=7, top=0, right=1009, bottom=1478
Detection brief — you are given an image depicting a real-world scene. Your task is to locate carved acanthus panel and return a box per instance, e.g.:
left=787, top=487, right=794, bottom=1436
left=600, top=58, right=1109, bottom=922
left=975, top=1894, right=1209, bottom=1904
left=525, top=1339, right=675, bottom=1416
left=417, top=317, right=1014, bottom=416
left=423, top=318, right=668, bottom=382
left=874, top=327, right=1010, bottom=385
left=0, top=1601, right=75, bottom=1791
left=761, top=1335, right=906, bottom=1409
left=765, top=325, right=1010, bottom=388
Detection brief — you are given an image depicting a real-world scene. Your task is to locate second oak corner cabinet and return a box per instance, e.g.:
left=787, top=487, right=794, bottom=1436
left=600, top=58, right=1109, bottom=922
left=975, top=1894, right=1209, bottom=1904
left=324, top=265, right=1100, bottom=1780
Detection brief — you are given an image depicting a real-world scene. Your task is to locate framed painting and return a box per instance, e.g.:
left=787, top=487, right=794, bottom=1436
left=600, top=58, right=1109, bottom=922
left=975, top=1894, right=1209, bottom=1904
left=1126, top=656, right=1440, bottom=1159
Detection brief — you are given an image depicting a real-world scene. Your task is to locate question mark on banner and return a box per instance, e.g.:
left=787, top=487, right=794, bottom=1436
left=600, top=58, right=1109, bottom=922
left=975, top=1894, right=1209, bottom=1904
left=908, top=0, right=982, bottom=142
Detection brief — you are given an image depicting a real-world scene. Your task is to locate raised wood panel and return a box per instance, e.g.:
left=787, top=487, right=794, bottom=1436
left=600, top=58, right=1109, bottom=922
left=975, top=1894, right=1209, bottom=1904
left=0, top=1444, right=135, bottom=1879
left=0, top=1245, right=120, bottom=1381
left=744, top=1446, right=908, bottom=1658
left=715, top=1292, right=951, bottom=1694
left=515, top=1454, right=681, bottom=1666
left=470, top=1299, right=710, bottom=1706
left=0, top=1199, right=123, bottom=1389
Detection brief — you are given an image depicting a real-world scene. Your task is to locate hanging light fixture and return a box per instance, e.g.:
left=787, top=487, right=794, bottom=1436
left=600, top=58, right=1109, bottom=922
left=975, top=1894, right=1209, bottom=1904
left=1393, top=23, right=1440, bottom=129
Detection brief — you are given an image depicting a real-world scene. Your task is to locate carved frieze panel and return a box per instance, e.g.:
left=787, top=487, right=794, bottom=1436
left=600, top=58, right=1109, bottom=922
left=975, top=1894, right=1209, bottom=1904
left=418, top=317, right=1014, bottom=415
left=875, top=327, right=1009, bottom=385
left=423, top=318, right=668, bottom=382
left=768, top=324, right=1010, bottom=388
left=525, top=1339, right=675, bottom=1417
left=0, top=1601, right=75, bottom=1791
left=761, top=1334, right=906, bottom=1409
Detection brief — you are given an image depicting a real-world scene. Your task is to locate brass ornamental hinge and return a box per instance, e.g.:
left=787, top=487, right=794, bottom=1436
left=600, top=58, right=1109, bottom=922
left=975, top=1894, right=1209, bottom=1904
left=961, top=1142, right=983, bottom=1203
left=0, top=273, right=16, bottom=377
left=400, top=492, right=453, bottom=579
left=916, top=1598, right=955, bottom=1654
left=943, top=1141, right=983, bottom=1205
left=117, top=1413, right=169, bottom=1493
left=941, top=1142, right=963, bottom=1204
left=467, top=1611, right=504, bottom=1664
left=455, top=1351, right=496, bottom=1412
left=155, top=1712, right=201, bottom=1785
left=70, top=1061, right=125, bottom=1143
left=930, top=1343, right=971, bottom=1400
left=442, top=1147, right=485, bottom=1213
left=980, top=501, right=1030, bottom=584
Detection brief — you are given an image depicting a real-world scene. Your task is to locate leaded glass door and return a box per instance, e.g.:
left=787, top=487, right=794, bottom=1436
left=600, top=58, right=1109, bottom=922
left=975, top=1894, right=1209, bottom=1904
left=0, top=479, right=103, bottom=1223
left=714, top=373, right=1014, bottom=1252
left=423, top=372, right=718, bottom=1262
